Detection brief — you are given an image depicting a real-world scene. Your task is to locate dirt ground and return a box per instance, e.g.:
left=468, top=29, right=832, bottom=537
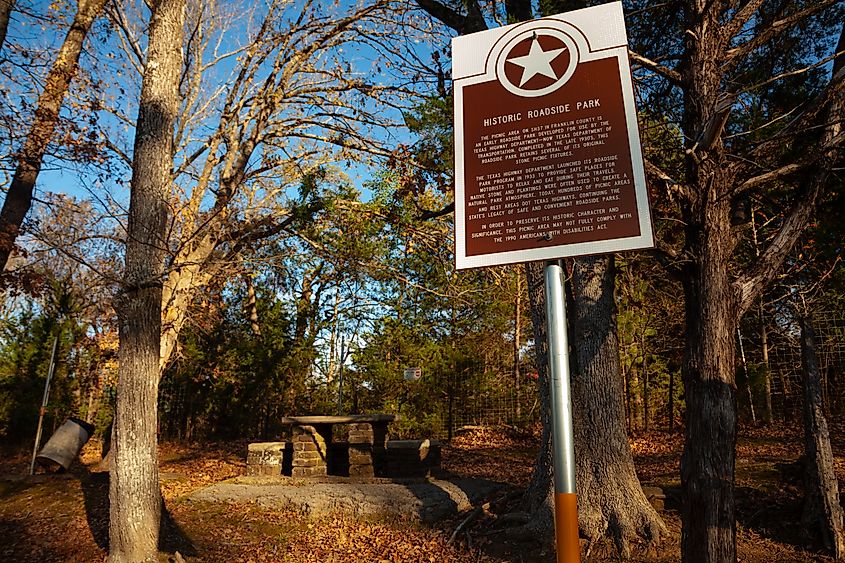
left=0, top=424, right=842, bottom=562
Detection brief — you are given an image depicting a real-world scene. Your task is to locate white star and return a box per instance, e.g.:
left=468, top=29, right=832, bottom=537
left=506, top=36, right=567, bottom=87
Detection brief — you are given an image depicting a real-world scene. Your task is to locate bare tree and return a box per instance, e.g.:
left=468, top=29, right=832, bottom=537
left=0, top=0, right=107, bottom=273
left=108, top=0, right=185, bottom=559
left=97, top=0, right=428, bottom=371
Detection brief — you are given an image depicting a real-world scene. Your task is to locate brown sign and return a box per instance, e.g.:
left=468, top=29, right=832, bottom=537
left=453, top=3, right=653, bottom=269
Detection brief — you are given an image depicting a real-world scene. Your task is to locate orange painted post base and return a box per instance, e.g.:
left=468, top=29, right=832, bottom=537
left=554, top=492, right=580, bottom=562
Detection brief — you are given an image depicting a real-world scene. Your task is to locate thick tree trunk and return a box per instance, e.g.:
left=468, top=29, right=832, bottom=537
left=799, top=317, right=845, bottom=558
left=519, top=261, right=555, bottom=534
left=0, top=0, right=106, bottom=272
left=520, top=258, right=666, bottom=553
left=569, top=256, right=666, bottom=553
left=680, top=196, right=738, bottom=563
left=108, top=0, right=185, bottom=560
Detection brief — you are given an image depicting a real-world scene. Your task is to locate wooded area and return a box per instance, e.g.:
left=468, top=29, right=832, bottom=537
left=0, top=0, right=843, bottom=561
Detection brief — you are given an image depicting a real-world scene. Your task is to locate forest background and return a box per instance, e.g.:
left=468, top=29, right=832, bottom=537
left=0, top=0, right=843, bottom=561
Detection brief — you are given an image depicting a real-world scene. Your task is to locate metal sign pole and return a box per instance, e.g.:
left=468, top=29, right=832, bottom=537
left=543, top=260, right=579, bottom=562
left=30, top=330, right=61, bottom=475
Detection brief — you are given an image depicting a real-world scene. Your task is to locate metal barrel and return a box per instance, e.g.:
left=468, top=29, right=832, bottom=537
left=36, top=417, right=95, bottom=470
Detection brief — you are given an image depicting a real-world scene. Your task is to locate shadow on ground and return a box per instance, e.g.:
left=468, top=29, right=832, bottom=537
left=80, top=468, right=197, bottom=557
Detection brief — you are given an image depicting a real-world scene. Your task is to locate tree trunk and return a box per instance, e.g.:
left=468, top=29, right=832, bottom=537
left=327, top=288, right=341, bottom=384
left=761, top=313, right=773, bottom=423
left=108, top=0, right=185, bottom=561
left=520, top=258, right=666, bottom=553
left=629, top=362, right=642, bottom=433
left=680, top=195, right=739, bottom=563
left=519, top=261, right=555, bottom=534
left=642, top=334, right=650, bottom=432
left=0, top=0, right=13, bottom=52
left=514, top=267, right=522, bottom=419
left=84, top=354, right=101, bottom=424
left=800, top=317, right=845, bottom=558
left=0, top=0, right=106, bottom=272
left=245, top=273, right=261, bottom=336
left=668, top=367, right=675, bottom=433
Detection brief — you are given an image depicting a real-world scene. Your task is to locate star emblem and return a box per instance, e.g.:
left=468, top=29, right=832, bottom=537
left=506, top=34, right=568, bottom=87
left=494, top=26, right=579, bottom=97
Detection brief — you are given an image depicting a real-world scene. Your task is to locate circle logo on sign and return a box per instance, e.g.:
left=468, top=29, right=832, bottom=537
left=496, top=28, right=579, bottom=98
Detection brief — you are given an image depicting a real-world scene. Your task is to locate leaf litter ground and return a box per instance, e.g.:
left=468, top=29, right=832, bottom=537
left=0, top=424, right=842, bottom=562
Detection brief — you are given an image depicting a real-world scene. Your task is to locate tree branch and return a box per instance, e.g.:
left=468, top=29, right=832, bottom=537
left=414, top=0, right=487, bottom=34
left=629, top=50, right=683, bottom=87
left=419, top=201, right=454, bottom=221
left=733, top=162, right=802, bottom=195
left=734, top=167, right=827, bottom=316
left=723, top=0, right=839, bottom=72
left=719, top=0, right=766, bottom=47
left=734, top=25, right=844, bottom=314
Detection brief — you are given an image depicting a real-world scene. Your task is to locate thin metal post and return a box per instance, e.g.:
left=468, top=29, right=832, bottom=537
left=544, top=260, right=579, bottom=562
left=337, top=336, right=345, bottom=414
left=30, top=330, right=61, bottom=475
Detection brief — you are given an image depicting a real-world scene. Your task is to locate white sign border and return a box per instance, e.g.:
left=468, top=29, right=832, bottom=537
left=453, top=2, right=653, bottom=270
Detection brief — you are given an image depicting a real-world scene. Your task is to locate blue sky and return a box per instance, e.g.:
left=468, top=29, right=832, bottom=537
left=1, top=0, right=450, bottom=221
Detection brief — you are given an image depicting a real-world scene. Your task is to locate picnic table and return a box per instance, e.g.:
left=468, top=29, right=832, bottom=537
left=280, top=414, right=396, bottom=478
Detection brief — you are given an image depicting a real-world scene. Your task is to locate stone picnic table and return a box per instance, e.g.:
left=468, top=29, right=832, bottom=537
left=280, top=414, right=396, bottom=478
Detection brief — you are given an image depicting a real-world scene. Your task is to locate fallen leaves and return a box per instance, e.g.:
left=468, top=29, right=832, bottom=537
left=280, top=514, right=493, bottom=562
left=446, top=426, right=538, bottom=486
left=2, top=424, right=844, bottom=562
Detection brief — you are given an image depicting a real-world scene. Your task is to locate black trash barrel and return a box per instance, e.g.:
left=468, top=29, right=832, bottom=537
left=36, top=417, right=96, bottom=470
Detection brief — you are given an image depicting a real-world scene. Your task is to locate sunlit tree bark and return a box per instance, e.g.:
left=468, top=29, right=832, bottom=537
left=108, top=0, right=185, bottom=559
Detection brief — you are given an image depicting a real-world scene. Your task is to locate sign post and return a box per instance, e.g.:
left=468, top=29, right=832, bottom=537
left=544, top=260, right=579, bottom=561
left=452, top=3, right=653, bottom=561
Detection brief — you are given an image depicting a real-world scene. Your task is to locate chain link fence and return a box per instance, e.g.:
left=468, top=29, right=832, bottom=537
left=766, top=310, right=845, bottom=421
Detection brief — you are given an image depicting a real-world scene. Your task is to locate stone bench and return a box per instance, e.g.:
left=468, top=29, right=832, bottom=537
left=246, top=442, right=291, bottom=476
left=386, top=439, right=441, bottom=477
left=247, top=439, right=441, bottom=479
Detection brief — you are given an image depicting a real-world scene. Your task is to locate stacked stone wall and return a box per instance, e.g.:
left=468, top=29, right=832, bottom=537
left=291, top=425, right=328, bottom=477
